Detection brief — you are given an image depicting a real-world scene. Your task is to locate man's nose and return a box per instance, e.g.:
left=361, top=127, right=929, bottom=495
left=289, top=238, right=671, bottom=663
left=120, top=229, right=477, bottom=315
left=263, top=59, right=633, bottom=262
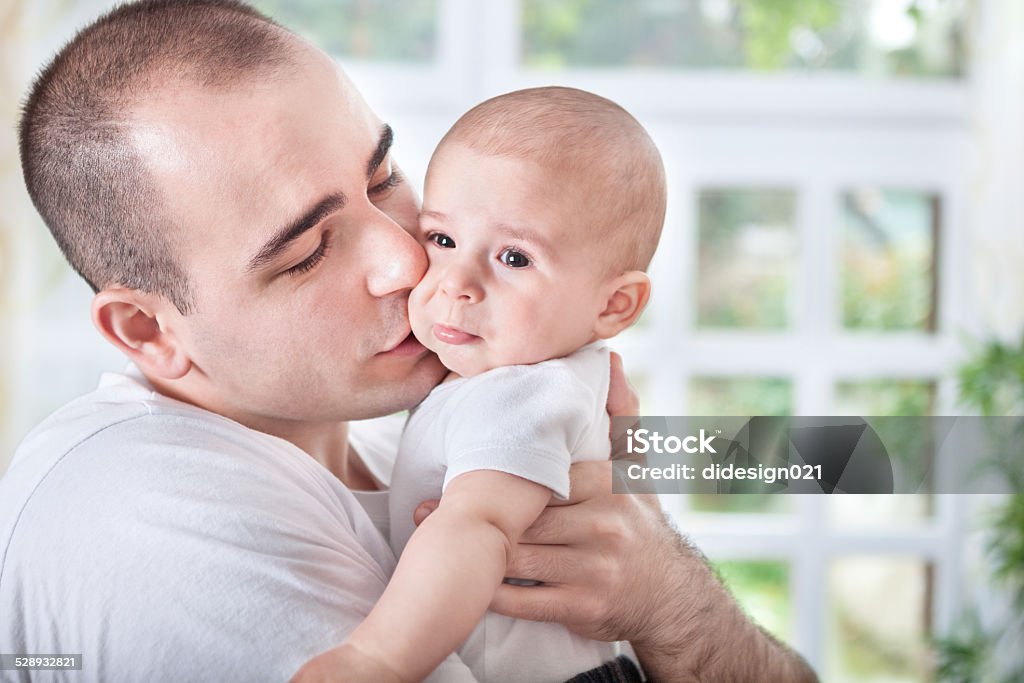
left=439, top=261, right=484, bottom=304
left=365, top=213, right=427, bottom=297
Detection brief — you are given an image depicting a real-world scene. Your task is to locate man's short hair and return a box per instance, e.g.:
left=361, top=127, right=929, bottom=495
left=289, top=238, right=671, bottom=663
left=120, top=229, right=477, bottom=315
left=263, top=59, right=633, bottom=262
left=438, top=86, right=667, bottom=273
left=19, top=0, right=296, bottom=314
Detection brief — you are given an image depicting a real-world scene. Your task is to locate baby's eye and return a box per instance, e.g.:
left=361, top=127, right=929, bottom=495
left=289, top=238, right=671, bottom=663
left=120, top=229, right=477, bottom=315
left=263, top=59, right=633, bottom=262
left=498, top=248, right=531, bottom=269
left=430, top=233, right=456, bottom=249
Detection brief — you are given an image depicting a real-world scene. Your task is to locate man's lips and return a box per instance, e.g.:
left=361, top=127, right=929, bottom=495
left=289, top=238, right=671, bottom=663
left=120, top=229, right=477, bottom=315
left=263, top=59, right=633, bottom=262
left=432, top=324, right=480, bottom=345
left=379, top=331, right=426, bottom=357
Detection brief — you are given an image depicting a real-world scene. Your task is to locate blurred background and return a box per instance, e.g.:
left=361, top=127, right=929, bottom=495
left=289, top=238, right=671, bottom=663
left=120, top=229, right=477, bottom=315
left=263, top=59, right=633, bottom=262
left=2, top=0, right=1022, bottom=681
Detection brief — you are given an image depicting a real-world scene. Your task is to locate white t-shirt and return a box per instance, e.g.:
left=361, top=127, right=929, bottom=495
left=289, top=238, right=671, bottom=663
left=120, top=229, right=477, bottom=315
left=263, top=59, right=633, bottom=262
left=388, top=344, right=618, bottom=683
left=0, top=368, right=475, bottom=683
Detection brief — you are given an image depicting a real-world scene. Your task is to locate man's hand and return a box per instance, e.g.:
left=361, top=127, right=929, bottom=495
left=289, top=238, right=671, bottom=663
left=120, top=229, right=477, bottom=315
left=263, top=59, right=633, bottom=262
left=605, top=351, right=638, bottom=419
left=490, top=460, right=664, bottom=642
left=487, top=461, right=817, bottom=682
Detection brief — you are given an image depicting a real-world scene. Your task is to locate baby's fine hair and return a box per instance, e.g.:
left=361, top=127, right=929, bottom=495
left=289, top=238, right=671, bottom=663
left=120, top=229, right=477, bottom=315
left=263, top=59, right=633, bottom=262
left=437, top=86, right=667, bottom=273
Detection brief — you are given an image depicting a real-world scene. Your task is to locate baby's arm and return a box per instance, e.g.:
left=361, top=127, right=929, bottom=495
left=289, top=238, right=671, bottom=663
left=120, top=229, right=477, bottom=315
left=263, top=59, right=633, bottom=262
left=333, top=469, right=552, bottom=682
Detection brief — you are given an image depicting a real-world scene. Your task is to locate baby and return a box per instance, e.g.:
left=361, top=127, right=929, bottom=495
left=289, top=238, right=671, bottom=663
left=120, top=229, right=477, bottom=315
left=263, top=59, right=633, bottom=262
left=339, top=87, right=666, bottom=682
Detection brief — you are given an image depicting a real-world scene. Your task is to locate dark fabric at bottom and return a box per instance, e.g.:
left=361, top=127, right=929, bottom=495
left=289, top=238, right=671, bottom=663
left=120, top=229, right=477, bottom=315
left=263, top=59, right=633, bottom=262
left=564, top=655, right=643, bottom=683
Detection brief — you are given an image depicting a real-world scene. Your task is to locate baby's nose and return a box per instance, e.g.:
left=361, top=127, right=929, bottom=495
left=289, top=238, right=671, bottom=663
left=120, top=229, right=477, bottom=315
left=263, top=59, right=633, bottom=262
left=439, top=264, right=484, bottom=303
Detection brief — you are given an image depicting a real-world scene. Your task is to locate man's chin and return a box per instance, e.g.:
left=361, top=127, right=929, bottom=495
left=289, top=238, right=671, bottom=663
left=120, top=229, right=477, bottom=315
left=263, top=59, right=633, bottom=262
left=390, top=350, right=448, bottom=409
left=343, top=347, right=447, bottom=420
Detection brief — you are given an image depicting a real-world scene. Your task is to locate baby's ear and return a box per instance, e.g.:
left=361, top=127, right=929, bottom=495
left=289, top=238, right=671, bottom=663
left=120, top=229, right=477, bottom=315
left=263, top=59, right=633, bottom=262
left=594, top=271, right=651, bottom=340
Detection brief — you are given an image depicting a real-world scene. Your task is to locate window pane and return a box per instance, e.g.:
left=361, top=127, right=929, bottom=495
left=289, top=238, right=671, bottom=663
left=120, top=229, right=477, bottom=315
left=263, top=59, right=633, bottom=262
left=841, top=189, right=938, bottom=332
left=829, top=495, right=931, bottom=529
left=827, top=556, right=932, bottom=683
left=521, top=0, right=967, bottom=77
left=690, top=376, right=793, bottom=415
left=830, top=380, right=937, bottom=528
left=713, top=559, right=792, bottom=642
left=691, top=493, right=791, bottom=514
left=689, top=377, right=793, bottom=514
left=696, top=189, right=797, bottom=329
left=252, top=0, right=437, bottom=62
left=834, top=379, right=936, bottom=417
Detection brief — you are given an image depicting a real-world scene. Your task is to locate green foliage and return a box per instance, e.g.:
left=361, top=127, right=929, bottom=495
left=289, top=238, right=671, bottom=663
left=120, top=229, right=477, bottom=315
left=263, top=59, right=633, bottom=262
left=988, top=492, right=1024, bottom=606
left=957, top=337, right=1024, bottom=419
left=521, top=0, right=965, bottom=76
left=934, top=335, right=1024, bottom=682
left=933, top=611, right=990, bottom=683
left=734, top=0, right=839, bottom=70
left=713, top=559, right=792, bottom=640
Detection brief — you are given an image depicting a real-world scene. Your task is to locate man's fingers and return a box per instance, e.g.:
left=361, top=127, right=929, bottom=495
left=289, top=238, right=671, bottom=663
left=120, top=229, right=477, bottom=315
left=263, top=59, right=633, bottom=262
left=521, top=498, right=608, bottom=545
left=521, top=506, right=567, bottom=545
left=490, top=583, right=576, bottom=624
left=520, top=501, right=590, bottom=544
left=505, top=544, right=585, bottom=584
left=412, top=499, right=440, bottom=526
left=492, top=584, right=616, bottom=643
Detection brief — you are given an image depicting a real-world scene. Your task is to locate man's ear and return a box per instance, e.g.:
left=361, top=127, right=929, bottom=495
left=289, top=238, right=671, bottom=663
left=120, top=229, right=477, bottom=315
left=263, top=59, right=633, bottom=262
left=594, top=271, right=651, bottom=340
left=91, top=288, right=192, bottom=380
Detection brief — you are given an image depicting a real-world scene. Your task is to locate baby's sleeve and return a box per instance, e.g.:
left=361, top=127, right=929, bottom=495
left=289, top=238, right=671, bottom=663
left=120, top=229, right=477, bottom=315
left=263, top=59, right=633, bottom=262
left=440, top=365, right=598, bottom=500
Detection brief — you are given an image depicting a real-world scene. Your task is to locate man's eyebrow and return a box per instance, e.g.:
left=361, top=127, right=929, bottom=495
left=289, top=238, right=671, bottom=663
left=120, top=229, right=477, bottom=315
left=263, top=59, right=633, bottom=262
left=366, top=124, right=393, bottom=180
left=246, top=192, right=347, bottom=273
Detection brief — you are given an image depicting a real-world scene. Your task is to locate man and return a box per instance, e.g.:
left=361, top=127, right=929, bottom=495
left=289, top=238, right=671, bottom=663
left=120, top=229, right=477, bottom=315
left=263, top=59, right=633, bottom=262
left=2, top=1, right=817, bottom=681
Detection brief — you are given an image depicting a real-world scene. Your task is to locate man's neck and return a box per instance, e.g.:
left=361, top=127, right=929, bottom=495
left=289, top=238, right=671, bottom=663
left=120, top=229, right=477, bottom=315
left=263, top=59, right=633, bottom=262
left=269, top=421, right=379, bottom=491
left=146, top=373, right=378, bottom=490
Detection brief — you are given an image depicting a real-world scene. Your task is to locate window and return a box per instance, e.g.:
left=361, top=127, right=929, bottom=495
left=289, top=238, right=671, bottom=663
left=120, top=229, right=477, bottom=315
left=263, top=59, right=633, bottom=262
left=696, top=189, right=798, bottom=329
left=521, top=0, right=967, bottom=76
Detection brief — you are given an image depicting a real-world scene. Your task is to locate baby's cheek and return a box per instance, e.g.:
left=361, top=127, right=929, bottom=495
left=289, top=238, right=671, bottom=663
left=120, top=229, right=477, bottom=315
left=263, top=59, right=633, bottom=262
left=408, top=279, right=429, bottom=316
left=407, top=284, right=434, bottom=346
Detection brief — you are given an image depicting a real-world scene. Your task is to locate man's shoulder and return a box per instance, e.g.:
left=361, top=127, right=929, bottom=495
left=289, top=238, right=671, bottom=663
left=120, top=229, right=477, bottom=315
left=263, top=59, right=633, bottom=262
left=5, top=376, right=301, bottom=489
left=9, top=368, right=240, bottom=467
left=0, top=376, right=395, bottom=600
left=0, top=385, right=400, bottom=683
left=0, top=379, right=359, bottom=558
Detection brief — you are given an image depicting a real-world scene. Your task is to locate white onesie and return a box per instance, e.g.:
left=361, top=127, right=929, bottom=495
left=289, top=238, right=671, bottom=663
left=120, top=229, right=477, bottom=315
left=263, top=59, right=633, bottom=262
left=388, top=343, right=621, bottom=683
